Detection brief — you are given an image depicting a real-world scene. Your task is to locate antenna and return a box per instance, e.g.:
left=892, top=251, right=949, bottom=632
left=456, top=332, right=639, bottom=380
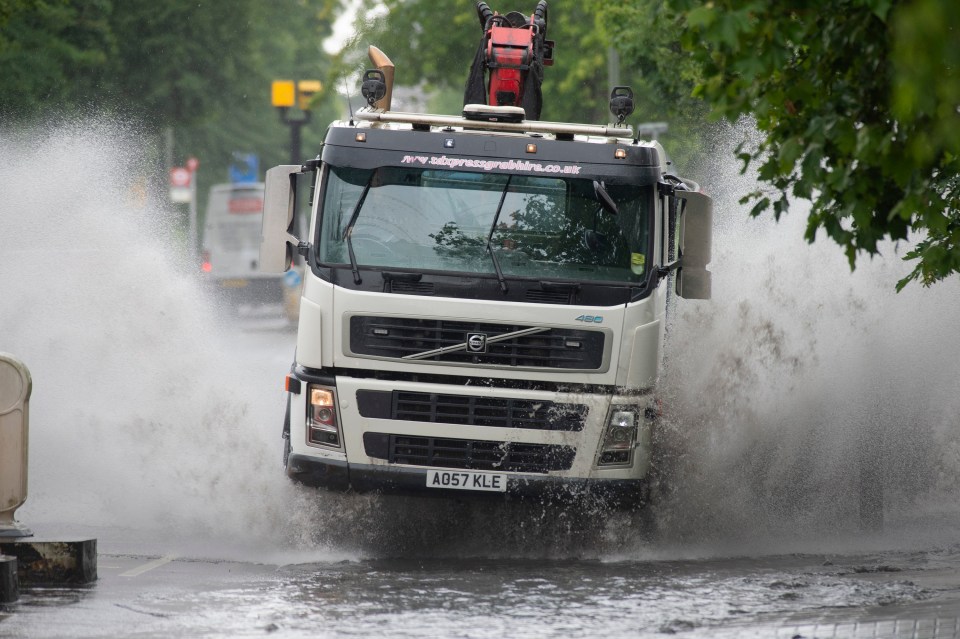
left=342, top=74, right=354, bottom=125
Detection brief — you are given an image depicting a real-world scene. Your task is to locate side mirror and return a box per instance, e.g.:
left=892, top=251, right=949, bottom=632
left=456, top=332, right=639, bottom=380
left=260, top=165, right=302, bottom=273
left=675, top=189, right=713, bottom=300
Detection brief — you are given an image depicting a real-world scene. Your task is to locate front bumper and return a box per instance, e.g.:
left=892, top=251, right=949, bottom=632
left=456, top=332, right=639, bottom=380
left=286, top=453, right=649, bottom=508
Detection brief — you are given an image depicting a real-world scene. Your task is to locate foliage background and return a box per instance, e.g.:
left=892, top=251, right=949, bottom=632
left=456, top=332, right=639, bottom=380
left=607, top=0, right=959, bottom=289
left=2, top=0, right=957, bottom=287
left=0, top=0, right=341, bottom=235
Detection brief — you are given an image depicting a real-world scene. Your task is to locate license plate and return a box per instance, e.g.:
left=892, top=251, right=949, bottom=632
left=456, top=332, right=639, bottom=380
left=221, top=278, right=249, bottom=288
left=425, top=469, right=507, bottom=492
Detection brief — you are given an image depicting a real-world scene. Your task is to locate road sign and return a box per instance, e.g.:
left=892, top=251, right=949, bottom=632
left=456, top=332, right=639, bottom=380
left=169, top=167, right=192, bottom=203
left=229, top=153, right=259, bottom=183
left=283, top=269, right=302, bottom=288
left=271, top=80, right=295, bottom=108
left=169, top=167, right=191, bottom=187
left=186, top=157, right=200, bottom=172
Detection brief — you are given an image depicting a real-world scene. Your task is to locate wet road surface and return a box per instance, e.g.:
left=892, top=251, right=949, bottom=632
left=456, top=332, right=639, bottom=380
left=4, top=127, right=960, bottom=638
left=4, top=514, right=960, bottom=638
left=1, top=313, right=959, bottom=638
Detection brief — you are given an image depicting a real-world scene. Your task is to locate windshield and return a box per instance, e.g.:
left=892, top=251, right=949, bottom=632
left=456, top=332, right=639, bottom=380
left=316, top=165, right=651, bottom=283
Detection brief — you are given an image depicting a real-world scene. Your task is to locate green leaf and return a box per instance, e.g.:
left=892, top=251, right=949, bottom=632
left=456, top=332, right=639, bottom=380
left=685, top=6, right=717, bottom=30
left=777, top=137, right=803, bottom=174
left=748, top=197, right=770, bottom=218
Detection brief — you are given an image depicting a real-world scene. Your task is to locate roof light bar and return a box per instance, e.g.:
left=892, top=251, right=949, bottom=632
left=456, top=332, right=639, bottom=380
left=354, top=106, right=633, bottom=139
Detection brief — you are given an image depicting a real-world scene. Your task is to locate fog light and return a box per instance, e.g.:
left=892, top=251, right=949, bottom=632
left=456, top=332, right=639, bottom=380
left=605, top=427, right=632, bottom=449
left=314, top=407, right=334, bottom=426
left=307, top=384, right=341, bottom=448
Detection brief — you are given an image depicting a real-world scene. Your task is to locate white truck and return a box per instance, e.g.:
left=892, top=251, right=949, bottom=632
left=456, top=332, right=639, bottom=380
left=201, top=181, right=287, bottom=308
left=259, top=5, right=711, bottom=507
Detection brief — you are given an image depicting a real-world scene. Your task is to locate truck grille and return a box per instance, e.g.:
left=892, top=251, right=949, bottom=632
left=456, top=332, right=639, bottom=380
left=363, top=433, right=575, bottom=473
left=356, top=390, right=587, bottom=431
left=349, top=316, right=604, bottom=370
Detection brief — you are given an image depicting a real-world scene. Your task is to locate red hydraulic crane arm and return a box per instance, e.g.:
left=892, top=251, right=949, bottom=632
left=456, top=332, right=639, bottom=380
left=463, top=1, right=554, bottom=120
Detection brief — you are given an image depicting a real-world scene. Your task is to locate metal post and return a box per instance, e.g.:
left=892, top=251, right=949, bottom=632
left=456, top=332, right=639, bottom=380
left=279, top=108, right=311, bottom=165
left=607, top=46, right=621, bottom=90
left=290, top=120, right=303, bottom=166
left=188, top=173, right=197, bottom=259
left=0, top=353, right=32, bottom=538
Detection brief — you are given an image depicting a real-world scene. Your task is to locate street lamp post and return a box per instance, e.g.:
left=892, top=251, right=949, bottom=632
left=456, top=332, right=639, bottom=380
left=271, top=80, right=321, bottom=165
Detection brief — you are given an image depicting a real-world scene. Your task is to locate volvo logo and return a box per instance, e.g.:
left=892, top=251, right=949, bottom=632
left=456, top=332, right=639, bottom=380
left=466, top=333, right=488, bottom=353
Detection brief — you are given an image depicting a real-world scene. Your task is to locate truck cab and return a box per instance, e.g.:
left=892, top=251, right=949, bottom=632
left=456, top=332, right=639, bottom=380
left=259, top=100, right=711, bottom=508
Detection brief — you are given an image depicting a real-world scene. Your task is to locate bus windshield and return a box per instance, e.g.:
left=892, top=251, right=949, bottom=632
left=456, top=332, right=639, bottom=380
left=316, top=165, right=652, bottom=283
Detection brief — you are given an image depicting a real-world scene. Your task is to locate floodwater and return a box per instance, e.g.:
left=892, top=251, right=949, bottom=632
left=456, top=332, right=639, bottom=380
left=2, top=120, right=960, bottom=637
left=5, top=546, right=956, bottom=638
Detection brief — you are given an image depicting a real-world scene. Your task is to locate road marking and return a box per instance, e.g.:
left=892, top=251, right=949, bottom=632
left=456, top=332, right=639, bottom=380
left=120, top=555, right=177, bottom=577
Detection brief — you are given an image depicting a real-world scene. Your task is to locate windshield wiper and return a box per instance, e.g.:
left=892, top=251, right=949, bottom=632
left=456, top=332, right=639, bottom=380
left=593, top=180, right=619, bottom=215
left=485, top=175, right=512, bottom=293
left=341, top=176, right=374, bottom=284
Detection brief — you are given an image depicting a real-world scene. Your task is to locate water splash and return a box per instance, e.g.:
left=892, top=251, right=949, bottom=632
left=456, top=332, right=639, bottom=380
left=0, top=119, right=324, bottom=560
left=3, top=119, right=958, bottom=563
left=653, top=120, right=960, bottom=554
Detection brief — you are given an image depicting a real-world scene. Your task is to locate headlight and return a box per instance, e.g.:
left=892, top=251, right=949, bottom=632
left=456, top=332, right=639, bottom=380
left=307, top=384, right=341, bottom=448
left=597, top=408, right=637, bottom=466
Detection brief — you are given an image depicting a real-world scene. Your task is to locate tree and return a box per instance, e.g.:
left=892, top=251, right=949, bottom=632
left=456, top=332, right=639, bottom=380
left=349, top=0, right=632, bottom=124
left=0, top=0, right=343, bottom=229
left=660, top=0, right=960, bottom=289
left=589, top=0, right=711, bottom=170
left=345, top=0, right=715, bottom=172
left=0, top=0, right=114, bottom=117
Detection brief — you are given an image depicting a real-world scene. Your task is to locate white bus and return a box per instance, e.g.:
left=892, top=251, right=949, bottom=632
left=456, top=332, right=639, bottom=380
left=201, top=182, right=289, bottom=311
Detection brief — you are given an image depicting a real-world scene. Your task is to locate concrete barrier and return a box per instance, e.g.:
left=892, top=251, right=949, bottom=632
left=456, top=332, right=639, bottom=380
left=0, top=352, right=32, bottom=538
left=0, top=353, right=97, bottom=588
left=0, top=554, right=16, bottom=603
left=0, top=539, right=97, bottom=586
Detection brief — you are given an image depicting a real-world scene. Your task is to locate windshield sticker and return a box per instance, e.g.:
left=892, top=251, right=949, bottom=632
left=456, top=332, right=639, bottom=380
left=401, top=154, right=582, bottom=175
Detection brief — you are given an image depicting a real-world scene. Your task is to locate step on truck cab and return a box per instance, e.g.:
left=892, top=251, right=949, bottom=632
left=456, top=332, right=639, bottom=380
left=259, top=6, right=711, bottom=508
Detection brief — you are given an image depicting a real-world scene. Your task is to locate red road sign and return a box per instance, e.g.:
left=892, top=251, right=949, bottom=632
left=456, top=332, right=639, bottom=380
left=169, top=167, right=191, bottom=187
left=186, top=156, right=199, bottom=172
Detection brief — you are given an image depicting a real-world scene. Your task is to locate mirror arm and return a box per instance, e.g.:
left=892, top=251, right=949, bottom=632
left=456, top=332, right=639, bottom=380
left=657, top=179, right=680, bottom=198
left=657, top=259, right=681, bottom=281
left=297, top=241, right=311, bottom=257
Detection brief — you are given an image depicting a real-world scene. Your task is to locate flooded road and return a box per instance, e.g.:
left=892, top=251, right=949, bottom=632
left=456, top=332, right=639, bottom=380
left=3, top=522, right=960, bottom=638
left=1, top=313, right=958, bottom=637
left=2, top=122, right=960, bottom=637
